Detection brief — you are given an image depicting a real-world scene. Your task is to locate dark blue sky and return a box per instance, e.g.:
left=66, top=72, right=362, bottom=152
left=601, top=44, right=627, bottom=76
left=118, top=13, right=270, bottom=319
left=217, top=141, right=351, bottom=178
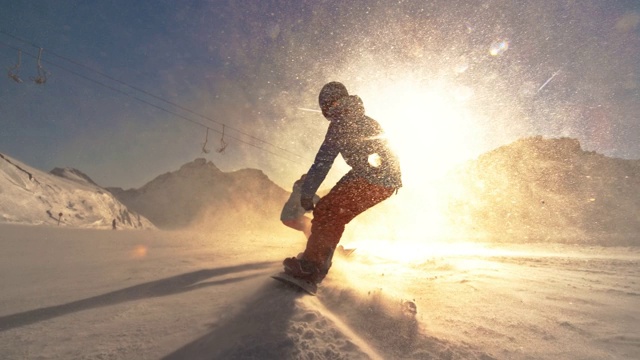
left=1, top=0, right=638, bottom=189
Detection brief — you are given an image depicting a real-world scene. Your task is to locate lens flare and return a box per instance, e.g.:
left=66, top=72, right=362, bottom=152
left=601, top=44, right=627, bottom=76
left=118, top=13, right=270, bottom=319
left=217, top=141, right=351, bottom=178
left=489, top=40, right=509, bottom=56
left=131, top=244, right=148, bottom=259
left=368, top=153, right=382, bottom=167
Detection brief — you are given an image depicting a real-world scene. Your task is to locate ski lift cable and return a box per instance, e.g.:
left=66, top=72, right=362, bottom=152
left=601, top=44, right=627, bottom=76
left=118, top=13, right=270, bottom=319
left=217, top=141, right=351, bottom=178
left=0, top=29, right=304, bottom=160
left=0, top=40, right=306, bottom=166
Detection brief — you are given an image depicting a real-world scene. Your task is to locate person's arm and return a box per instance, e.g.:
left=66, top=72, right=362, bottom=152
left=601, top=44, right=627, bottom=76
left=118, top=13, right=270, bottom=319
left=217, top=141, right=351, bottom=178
left=301, top=125, right=340, bottom=204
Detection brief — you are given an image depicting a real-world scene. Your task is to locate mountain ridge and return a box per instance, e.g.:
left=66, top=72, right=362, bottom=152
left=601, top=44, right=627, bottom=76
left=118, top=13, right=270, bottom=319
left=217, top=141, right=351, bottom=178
left=0, top=152, right=153, bottom=229
left=3, top=136, right=639, bottom=245
left=107, top=158, right=289, bottom=229
left=445, top=136, right=640, bottom=244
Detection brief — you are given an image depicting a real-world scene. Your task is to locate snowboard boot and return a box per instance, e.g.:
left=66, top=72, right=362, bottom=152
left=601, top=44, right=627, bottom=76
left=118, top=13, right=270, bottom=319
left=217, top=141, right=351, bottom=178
left=283, top=256, right=326, bottom=284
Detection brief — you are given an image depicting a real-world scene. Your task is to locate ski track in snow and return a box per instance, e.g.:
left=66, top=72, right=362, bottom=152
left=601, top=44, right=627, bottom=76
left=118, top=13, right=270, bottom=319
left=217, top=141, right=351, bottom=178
left=0, top=224, right=639, bottom=359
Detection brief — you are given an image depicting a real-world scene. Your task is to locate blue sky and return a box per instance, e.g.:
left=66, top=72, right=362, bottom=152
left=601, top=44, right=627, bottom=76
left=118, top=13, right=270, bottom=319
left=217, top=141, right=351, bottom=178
left=1, top=0, right=638, bottom=189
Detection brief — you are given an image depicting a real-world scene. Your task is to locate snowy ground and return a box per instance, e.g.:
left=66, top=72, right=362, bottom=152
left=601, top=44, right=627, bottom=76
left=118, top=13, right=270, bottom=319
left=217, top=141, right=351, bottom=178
left=1, top=223, right=639, bottom=359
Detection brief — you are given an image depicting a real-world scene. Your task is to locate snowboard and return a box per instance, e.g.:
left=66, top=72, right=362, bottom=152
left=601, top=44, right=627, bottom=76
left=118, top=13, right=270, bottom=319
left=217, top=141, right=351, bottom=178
left=271, top=272, right=317, bottom=295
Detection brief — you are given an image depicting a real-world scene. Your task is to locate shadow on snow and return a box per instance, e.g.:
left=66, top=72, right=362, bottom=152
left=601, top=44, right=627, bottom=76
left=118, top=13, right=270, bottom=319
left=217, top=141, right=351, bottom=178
left=163, top=281, right=304, bottom=359
left=0, top=261, right=277, bottom=332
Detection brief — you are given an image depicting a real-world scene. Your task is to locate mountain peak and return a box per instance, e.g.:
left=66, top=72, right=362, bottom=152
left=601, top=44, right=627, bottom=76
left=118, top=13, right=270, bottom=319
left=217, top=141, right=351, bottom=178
left=50, top=167, right=99, bottom=187
left=177, top=158, right=222, bottom=173
left=111, top=159, right=287, bottom=229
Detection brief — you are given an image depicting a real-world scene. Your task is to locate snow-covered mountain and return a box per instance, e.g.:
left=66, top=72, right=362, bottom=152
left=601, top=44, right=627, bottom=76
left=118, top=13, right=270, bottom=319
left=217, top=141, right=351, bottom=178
left=108, top=158, right=289, bottom=229
left=445, top=136, right=640, bottom=245
left=0, top=153, right=154, bottom=229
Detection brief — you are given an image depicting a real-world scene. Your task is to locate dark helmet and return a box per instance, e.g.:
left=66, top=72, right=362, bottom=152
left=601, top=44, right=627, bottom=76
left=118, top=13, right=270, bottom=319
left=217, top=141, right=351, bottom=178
left=319, top=82, right=349, bottom=117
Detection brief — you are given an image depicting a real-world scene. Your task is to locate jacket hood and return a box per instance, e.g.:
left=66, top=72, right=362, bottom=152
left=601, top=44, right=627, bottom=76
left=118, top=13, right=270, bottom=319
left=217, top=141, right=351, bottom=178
left=319, top=82, right=349, bottom=117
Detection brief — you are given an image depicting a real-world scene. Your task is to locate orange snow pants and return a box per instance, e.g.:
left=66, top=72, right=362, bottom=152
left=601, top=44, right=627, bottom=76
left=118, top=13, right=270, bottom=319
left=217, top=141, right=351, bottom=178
left=303, top=176, right=395, bottom=270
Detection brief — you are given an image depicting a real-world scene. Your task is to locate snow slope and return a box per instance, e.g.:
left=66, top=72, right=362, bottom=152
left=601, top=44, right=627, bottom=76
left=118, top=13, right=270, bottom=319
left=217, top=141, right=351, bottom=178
left=1, top=223, right=638, bottom=359
left=0, top=153, right=153, bottom=229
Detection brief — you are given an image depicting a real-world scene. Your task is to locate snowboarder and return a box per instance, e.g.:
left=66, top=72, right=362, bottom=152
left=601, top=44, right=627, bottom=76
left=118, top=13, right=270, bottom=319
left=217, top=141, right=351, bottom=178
left=282, top=81, right=402, bottom=287
left=280, top=174, right=319, bottom=239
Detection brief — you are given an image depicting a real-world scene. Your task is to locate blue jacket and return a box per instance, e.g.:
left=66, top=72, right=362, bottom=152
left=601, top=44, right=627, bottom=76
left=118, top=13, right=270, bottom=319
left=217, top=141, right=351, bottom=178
left=301, top=95, right=402, bottom=201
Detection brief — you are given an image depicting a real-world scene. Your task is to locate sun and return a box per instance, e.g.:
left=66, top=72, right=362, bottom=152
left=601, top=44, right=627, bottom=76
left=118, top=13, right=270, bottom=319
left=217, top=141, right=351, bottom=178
left=349, top=76, right=487, bottom=241
left=361, top=78, right=482, bottom=185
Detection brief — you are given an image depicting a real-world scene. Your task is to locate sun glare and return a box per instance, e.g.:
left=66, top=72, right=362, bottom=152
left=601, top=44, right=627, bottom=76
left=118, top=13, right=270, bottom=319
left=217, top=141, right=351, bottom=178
left=342, top=75, right=490, bottom=244
left=362, top=78, right=481, bottom=185
left=346, top=238, right=512, bottom=266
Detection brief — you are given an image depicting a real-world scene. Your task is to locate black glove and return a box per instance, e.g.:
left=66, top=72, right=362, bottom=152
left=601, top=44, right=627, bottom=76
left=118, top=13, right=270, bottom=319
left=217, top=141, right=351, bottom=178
left=301, top=197, right=315, bottom=212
